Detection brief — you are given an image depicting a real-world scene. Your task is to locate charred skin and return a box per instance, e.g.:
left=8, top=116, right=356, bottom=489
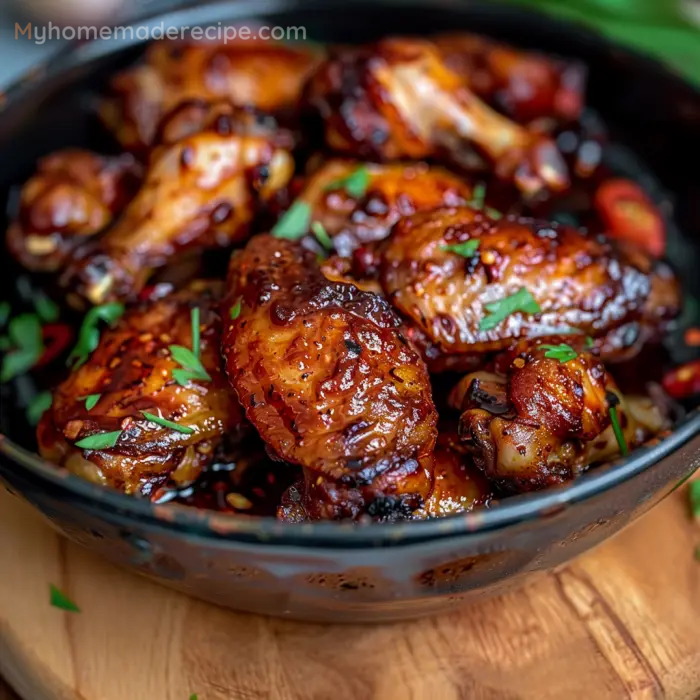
left=37, top=282, right=244, bottom=496
left=101, top=38, right=322, bottom=152
left=222, top=234, right=438, bottom=520
left=379, top=207, right=681, bottom=363
left=61, top=103, right=295, bottom=307
left=6, top=150, right=140, bottom=272
left=304, top=38, right=569, bottom=195
left=450, top=337, right=666, bottom=493
left=433, top=32, right=586, bottom=126
left=291, top=159, right=472, bottom=257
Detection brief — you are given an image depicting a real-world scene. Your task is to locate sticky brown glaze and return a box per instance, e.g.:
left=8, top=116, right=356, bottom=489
left=434, top=32, right=585, bottom=126
left=379, top=207, right=681, bottom=363
left=61, top=103, right=295, bottom=307
left=222, top=234, right=438, bottom=520
left=450, top=337, right=663, bottom=493
left=37, top=282, right=244, bottom=495
left=101, top=38, right=322, bottom=152
left=414, top=429, right=493, bottom=518
left=6, top=150, right=140, bottom=272
left=291, top=159, right=472, bottom=257
left=304, top=38, right=569, bottom=195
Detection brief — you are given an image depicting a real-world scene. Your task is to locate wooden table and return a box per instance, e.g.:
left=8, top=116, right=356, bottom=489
left=1, top=479, right=699, bottom=700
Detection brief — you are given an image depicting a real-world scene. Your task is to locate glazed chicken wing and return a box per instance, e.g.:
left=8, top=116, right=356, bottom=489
left=61, top=102, right=295, bottom=307
left=37, top=282, right=244, bottom=495
left=450, top=337, right=667, bottom=492
left=221, top=234, right=438, bottom=520
left=283, top=159, right=472, bottom=257
left=434, top=32, right=585, bottom=126
left=101, top=38, right=322, bottom=152
left=304, top=38, right=569, bottom=195
left=6, top=150, right=140, bottom=272
left=379, top=207, right=681, bottom=365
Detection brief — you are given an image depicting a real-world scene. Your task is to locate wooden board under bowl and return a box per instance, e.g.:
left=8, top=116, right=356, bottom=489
left=0, top=479, right=698, bottom=700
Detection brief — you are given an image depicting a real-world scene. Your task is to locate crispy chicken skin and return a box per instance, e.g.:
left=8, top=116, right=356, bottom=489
left=379, top=207, right=681, bottom=363
left=101, top=38, right=322, bottom=152
left=61, top=102, right=295, bottom=307
left=291, top=159, right=472, bottom=257
left=222, top=234, right=438, bottom=520
left=6, top=150, right=140, bottom=272
left=304, top=38, right=569, bottom=194
left=37, top=282, right=244, bottom=495
left=433, top=32, right=585, bottom=126
left=450, top=337, right=666, bottom=493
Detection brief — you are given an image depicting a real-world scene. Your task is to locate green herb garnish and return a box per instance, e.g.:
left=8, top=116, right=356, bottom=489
left=75, top=430, right=122, bottom=450
left=441, top=240, right=480, bottom=258
left=50, top=584, right=80, bottom=613
left=0, top=301, right=10, bottom=327
left=324, top=165, right=370, bottom=198
left=80, top=394, right=101, bottom=411
left=271, top=200, right=312, bottom=240
left=540, top=343, right=578, bottom=363
left=1, top=313, right=44, bottom=382
left=479, top=288, right=541, bottom=332
left=170, top=346, right=211, bottom=387
left=467, top=182, right=502, bottom=219
left=230, top=298, right=242, bottom=321
left=67, top=303, right=124, bottom=369
left=607, top=392, right=628, bottom=456
left=191, top=307, right=201, bottom=359
left=27, top=391, right=52, bottom=425
left=689, top=480, right=700, bottom=519
left=34, top=294, right=60, bottom=323
left=141, top=410, right=194, bottom=435
left=585, top=336, right=594, bottom=348
left=189, top=695, right=198, bottom=700
left=311, top=221, right=334, bottom=251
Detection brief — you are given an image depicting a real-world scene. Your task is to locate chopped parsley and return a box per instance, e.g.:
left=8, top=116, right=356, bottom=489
left=324, top=165, right=370, bottom=198
left=441, top=240, right=480, bottom=258
left=311, top=221, right=334, bottom=251
left=50, top=584, right=80, bottom=613
left=67, top=303, right=124, bottom=369
left=230, top=298, right=242, bottom=320
left=80, top=394, right=101, bottom=411
left=75, top=430, right=122, bottom=450
left=468, top=182, right=502, bottom=219
left=689, top=480, right=700, bottom=519
left=479, top=288, right=541, bottom=332
left=34, top=293, right=60, bottom=323
left=1, top=313, right=44, bottom=382
left=27, top=391, right=52, bottom=425
left=141, top=410, right=194, bottom=435
left=170, top=307, right=211, bottom=387
left=607, top=391, right=629, bottom=456
left=540, top=343, right=578, bottom=363
left=271, top=200, right=311, bottom=240
left=191, top=307, right=201, bottom=359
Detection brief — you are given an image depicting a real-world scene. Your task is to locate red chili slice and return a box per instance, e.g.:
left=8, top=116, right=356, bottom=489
left=594, top=178, right=666, bottom=257
left=662, top=360, right=700, bottom=400
left=38, top=323, right=73, bottom=367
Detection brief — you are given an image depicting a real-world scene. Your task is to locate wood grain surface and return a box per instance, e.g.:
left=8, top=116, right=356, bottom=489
left=0, top=478, right=698, bottom=700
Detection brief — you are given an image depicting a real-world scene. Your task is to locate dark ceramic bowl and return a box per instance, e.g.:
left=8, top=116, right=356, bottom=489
left=1, top=0, right=700, bottom=623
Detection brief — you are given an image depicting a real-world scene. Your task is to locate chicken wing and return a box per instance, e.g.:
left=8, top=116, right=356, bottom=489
left=286, top=159, right=473, bottom=257
left=450, top=337, right=667, bottom=493
left=37, top=282, right=244, bottom=495
left=379, top=207, right=681, bottom=364
left=61, top=102, right=295, bottom=307
left=221, top=234, right=438, bottom=520
left=101, top=38, right=322, bottom=152
left=304, top=38, right=569, bottom=195
left=6, top=150, right=140, bottom=272
left=433, top=32, right=585, bottom=126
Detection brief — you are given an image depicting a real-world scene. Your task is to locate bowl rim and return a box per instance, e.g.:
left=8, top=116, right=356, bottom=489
left=1, top=0, right=699, bottom=547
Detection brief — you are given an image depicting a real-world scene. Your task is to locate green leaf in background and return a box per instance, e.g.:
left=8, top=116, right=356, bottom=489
left=501, top=0, right=700, bottom=87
